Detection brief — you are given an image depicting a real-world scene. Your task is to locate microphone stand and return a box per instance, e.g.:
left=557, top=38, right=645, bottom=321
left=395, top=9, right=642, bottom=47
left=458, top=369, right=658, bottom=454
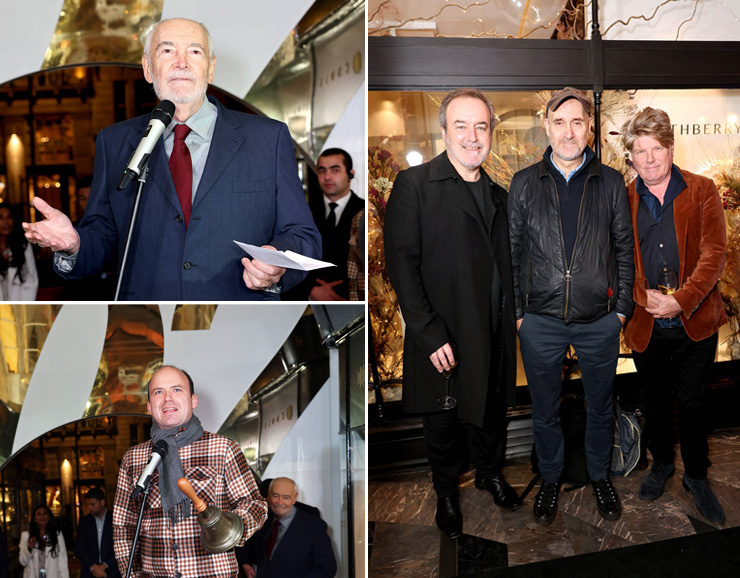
left=124, top=482, right=151, bottom=578
left=115, top=165, right=149, bottom=301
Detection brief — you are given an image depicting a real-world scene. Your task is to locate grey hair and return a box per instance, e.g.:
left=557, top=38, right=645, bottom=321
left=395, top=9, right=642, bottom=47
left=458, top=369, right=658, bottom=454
left=439, top=87, right=495, bottom=133
left=268, top=477, right=299, bottom=496
left=143, top=18, right=216, bottom=62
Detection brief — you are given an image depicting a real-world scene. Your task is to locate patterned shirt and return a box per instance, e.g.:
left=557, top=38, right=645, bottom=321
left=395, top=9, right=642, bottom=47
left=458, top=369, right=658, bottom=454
left=347, top=209, right=364, bottom=301
left=113, top=431, right=268, bottom=578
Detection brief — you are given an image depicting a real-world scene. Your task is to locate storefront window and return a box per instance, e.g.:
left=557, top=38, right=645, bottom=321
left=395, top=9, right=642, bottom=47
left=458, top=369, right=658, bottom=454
left=369, top=88, right=740, bottom=400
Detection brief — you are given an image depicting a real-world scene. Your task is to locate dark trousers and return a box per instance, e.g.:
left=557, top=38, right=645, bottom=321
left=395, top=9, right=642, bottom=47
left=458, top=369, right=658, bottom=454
left=423, top=388, right=508, bottom=498
left=518, top=312, right=622, bottom=483
left=632, top=325, right=717, bottom=479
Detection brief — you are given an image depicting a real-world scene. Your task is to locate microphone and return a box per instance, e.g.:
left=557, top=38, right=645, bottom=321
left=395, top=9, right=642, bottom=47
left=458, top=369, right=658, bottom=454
left=131, top=440, right=168, bottom=499
left=117, top=100, right=176, bottom=190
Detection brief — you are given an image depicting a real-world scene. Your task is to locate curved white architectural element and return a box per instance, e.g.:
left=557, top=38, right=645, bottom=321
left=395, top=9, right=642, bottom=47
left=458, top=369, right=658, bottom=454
left=12, top=305, right=109, bottom=455
left=321, top=82, right=367, bottom=200
left=160, top=303, right=307, bottom=432
left=12, top=304, right=306, bottom=454
left=0, top=2, right=62, bottom=85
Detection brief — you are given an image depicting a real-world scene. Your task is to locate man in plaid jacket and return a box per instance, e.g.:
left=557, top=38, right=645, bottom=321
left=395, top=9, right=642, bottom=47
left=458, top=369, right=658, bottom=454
left=113, top=366, right=267, bottom=578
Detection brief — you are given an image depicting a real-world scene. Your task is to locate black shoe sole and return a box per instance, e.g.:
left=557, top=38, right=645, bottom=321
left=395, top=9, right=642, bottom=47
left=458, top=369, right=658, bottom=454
left=596, top=507, right=622, bottom=521
left=533, top=511, right=556, bottom=526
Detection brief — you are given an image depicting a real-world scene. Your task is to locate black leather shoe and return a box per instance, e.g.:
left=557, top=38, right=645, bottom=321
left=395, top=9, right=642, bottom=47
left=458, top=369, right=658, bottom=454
left=533, top=481, right=560, bottom=526
left=435, top=496, right=463, bottom=539
left=592, top=478, right=622, bottom=521
left=475, top=474, right=523, bottom=511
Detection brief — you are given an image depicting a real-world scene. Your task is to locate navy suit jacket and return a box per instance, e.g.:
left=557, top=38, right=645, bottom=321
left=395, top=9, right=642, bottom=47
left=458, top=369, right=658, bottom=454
left=75, top=511, right=121, bottom=578
left=251, top=508, right=336, bottom=578
left=56, top=96, right=321, bottom=300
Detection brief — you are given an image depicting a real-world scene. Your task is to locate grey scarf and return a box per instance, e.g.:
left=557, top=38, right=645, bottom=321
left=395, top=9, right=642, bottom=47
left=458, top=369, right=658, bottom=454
left=150, top=415, right=204, bottom=525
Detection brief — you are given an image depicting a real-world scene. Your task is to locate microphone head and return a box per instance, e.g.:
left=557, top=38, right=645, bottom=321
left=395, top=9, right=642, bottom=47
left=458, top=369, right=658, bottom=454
left=152, top=439, right=169, bottom=458
left=151, top=100, right=175, bottom=126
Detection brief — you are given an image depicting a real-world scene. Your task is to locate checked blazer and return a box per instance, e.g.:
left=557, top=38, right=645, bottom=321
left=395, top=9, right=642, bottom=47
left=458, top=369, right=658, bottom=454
left=113, top=431, right=268, bottom=578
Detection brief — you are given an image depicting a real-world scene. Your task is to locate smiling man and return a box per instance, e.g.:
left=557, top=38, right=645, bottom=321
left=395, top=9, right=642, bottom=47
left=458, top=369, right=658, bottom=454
left=112, top=365, right=267, bottom=578
left=508, top=87, right=634, bottom=525
left=23, top=18, right=320, bottom=300
left=385, top=88, right=521, bottom=540
left=621, top=108, right=727, bottom=523
left=240, top=478, right=336, bottom=578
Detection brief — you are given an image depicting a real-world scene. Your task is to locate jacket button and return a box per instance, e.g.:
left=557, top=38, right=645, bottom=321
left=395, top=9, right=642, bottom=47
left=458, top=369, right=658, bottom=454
left=175, top=215, right=183, bottom=223
left=184, top=262, right=192, bottom=270
left=172, top=543, right=178, bottom=551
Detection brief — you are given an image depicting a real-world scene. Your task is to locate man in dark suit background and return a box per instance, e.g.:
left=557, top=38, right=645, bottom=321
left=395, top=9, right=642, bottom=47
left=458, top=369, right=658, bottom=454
left=286, top=148, right=364, bottom=300
left=384, top=88, right=521, bottom=539
left=76, top=488, right=120, bottom=578
left=239, top=477, right=335, bottom=578
left=22, top=18, right=320, bottom=300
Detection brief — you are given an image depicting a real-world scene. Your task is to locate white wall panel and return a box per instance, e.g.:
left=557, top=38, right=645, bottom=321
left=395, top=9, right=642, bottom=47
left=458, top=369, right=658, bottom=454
left=12, top=305, right=109, bottom=455
left=321, top=82, right=367, bottom=200
left=161, top=304, right=305, bottom=433
left=0, top=3, right=61, bottom=85
left=594, top=0, right=740, bottom=40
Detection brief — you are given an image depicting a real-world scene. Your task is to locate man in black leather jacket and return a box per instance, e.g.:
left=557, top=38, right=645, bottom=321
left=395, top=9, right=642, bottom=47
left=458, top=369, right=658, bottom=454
left=508, top=87, right=634, bottom=526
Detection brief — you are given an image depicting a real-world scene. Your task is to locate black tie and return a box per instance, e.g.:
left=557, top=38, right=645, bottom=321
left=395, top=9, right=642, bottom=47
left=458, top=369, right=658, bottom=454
left=327, top=202, right=338, bottom=228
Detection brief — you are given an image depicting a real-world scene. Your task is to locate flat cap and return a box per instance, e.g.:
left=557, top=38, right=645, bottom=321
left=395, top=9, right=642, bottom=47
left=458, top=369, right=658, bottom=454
left=546, top=87, right=592, bottom=116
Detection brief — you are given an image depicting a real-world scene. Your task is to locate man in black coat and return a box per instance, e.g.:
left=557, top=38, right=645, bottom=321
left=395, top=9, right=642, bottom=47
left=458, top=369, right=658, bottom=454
left=76, top=488, right=120, bottom=578
left=385, top=88, right=521, bottom=539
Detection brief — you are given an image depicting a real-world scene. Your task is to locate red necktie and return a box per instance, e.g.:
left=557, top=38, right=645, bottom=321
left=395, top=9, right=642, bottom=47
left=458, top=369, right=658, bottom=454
left=265, top=519, right=280, bottom=560
left=169, top=124, right=193, bottom=227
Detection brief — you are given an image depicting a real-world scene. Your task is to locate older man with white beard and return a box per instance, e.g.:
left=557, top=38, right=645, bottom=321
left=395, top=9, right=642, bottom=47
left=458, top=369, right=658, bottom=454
left=23, top=18, right=320, bottom=301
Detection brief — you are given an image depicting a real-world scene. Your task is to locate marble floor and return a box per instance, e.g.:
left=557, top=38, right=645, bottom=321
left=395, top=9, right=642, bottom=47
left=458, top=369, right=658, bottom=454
left=369, top=428, right=740, bottom=576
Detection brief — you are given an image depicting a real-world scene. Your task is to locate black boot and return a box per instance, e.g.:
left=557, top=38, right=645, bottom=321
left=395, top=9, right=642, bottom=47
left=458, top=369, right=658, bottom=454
left=435, top=495, right=463, bottom=538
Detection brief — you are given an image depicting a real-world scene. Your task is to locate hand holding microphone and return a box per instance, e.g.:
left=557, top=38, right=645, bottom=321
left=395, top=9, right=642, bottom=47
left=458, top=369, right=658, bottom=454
left=131, top=440, right=168, bottom=499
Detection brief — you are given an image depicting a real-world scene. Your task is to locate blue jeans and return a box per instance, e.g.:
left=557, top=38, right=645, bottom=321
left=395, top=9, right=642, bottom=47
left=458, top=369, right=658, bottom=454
left=518, top=312, right=622, bottom=482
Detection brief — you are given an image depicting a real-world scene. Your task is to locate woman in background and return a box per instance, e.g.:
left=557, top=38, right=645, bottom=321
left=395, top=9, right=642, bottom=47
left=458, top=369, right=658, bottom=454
left=19, top=505, right=69, bottom=578
left=0, top=205, right=37, bottom=300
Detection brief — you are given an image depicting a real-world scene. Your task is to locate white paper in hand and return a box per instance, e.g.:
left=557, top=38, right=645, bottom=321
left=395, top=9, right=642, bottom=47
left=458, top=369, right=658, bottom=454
left=234, top=241, right=335, bottom=271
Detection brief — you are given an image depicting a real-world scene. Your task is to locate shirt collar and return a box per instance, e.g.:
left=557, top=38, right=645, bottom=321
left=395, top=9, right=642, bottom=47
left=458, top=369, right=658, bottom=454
left=549, top=150, right=587, bottom=182
left=636, top=164, right=686, bottom=202
left=163, top=97, right=217, bottom=140
left=323, top=191, right=352, bottom=211
left=277, top=505, right=297, bottom=527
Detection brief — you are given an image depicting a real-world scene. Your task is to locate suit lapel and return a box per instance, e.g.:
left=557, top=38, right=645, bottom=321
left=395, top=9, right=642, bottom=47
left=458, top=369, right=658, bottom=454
left=193, top=102, right=245, bottom=209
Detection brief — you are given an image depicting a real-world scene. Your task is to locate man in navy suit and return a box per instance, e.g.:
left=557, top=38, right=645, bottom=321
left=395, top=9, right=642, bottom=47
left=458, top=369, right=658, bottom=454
left=240, top=477, right=336, bottom=578
left=76, top=488, right=120, bottom=578
left=23, top=18, right=320, bottom=300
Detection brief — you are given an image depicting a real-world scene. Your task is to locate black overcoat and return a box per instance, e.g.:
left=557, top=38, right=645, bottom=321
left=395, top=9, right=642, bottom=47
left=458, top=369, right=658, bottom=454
left=384, top=152, right=517, bottom=429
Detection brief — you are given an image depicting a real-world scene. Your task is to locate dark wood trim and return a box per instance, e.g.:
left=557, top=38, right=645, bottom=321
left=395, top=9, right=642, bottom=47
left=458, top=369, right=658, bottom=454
left=369, top=37, right=740, bottom=92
